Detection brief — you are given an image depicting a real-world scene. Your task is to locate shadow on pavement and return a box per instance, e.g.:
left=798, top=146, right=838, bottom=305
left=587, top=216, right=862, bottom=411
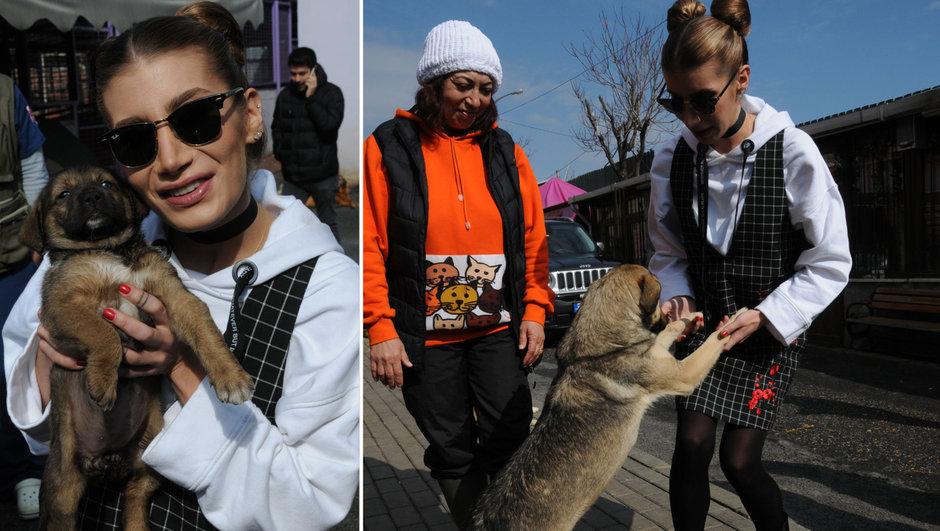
left=801, top=347, right=940, bottom=400
left=785, top=395, right=940, bottom=430
left=766, top=460, right=940, bottom=525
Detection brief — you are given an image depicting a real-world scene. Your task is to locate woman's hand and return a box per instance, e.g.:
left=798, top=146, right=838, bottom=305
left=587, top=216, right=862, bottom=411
left=518, top=320, right=545, bottom=367
left=33, top=283, right=202, bottom=406
left=370, top=338, right=412, bottom=389
left=105, top=284, right=206, bottom=403
left=717, top=309, right=767, bottom=351
left=660, top=296, right=702, bottom=341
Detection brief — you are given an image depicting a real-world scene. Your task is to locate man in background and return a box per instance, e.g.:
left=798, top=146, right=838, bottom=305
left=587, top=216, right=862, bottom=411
left=0, top=72, right=49, bottom=521
left=272, top=47, right=345, bottom=242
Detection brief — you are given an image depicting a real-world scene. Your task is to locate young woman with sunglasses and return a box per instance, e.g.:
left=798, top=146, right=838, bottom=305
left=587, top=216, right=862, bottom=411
left=647, top=0, right=850, bottom=528
left=2, top=10, right=358, bottom=531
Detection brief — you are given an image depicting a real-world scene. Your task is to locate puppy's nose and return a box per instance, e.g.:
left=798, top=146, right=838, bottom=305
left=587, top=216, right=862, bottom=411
left=79, top=188, right=103, bottom=205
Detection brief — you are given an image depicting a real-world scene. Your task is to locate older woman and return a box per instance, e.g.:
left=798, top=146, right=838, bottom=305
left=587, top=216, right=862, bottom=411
left=363, top=20, right=553, bottom=527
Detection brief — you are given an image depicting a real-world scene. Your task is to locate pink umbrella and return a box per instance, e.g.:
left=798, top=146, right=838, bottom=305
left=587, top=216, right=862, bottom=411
left=539, top=177, right=587, bottom=220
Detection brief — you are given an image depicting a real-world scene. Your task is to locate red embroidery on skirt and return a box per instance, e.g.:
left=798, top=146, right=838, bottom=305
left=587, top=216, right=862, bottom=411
left=749, top=364, right=782, bottom=415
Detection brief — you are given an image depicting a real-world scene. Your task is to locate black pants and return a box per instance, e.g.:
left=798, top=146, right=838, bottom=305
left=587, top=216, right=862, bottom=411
left=402, top=330, right=532, bottom=479
left=281, top=176, right=341, bottom=243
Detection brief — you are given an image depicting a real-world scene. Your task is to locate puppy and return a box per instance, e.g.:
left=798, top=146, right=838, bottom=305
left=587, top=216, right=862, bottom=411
left=20, top=167, right=254, bottom=531
left=472, top=264, right=743, bottom=530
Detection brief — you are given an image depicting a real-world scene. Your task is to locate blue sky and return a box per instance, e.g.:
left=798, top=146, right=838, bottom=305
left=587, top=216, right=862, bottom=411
left=364, top=0, right=940, bottom=182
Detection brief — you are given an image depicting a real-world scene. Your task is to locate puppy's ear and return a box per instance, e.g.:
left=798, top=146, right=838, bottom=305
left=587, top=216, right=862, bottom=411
left=18, top=191, right=47, bottom=253
left=112, top=173, right=149, bottom=225
left=129, top=188, right=150, bottom=225
left=638, top=268, right=662, bottom=316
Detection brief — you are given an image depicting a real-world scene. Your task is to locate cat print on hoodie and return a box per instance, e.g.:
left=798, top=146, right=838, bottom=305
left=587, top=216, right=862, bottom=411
left=424, top=253, right=511, bottom=332
left=426, top=257, right=459, bottom=289
left=466, top=255, right=501, bottom=288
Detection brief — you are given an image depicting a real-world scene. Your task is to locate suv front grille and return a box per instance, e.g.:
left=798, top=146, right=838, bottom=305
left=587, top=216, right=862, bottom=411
left=550, top=267, right=613, bottom=295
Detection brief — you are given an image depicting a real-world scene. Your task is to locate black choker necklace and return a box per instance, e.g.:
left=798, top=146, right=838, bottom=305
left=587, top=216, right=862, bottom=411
left=722, top=107, right=747, bottom=139
left=184, top=197, right=258, bottom=245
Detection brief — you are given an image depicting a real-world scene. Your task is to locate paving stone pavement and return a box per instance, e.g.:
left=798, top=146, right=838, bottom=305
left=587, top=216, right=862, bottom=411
left=363, top=345, right=806, bottom=530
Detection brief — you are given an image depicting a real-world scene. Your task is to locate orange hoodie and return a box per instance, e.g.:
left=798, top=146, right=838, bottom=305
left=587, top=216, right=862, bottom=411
left=363, top=109, right=554, bottom=347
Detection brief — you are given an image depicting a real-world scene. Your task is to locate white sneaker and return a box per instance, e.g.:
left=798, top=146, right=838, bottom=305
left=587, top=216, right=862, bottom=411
left=14, top=478, right=40, bottom=520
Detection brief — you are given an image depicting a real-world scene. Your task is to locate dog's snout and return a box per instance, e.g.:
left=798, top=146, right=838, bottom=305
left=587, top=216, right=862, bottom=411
left=79, top=187, right=103, bottom=206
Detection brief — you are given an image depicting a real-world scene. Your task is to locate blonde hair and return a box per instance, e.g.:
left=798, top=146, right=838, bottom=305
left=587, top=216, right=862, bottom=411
left=661, top=0, right=750, bottom=76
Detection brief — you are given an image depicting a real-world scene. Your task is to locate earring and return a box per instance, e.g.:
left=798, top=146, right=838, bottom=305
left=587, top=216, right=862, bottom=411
left=256, top=104, right=261, bottom=109
left=254, top=130, right=263, bottom=141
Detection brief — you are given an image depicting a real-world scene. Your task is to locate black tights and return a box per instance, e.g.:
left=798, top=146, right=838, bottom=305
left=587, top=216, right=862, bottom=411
left=669, top=410, right=786, bottom=530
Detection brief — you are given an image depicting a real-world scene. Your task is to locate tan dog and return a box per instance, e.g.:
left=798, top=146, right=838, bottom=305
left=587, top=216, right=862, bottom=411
left=472, top=264, right=742, bottom=530
left=20, top=167, right=254, bottom=531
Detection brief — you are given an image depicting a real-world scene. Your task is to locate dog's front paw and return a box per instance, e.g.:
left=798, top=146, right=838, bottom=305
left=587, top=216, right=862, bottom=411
left=665, top=319, right=687, bottom=335
left=86, top=372, right=118, bottom=411
left=210, top=367, right=254, bottom=404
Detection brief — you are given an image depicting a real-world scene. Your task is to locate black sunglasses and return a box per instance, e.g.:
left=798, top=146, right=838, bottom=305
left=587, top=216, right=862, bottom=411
left=100, top=87, right=245, bottom=167
left=657, top=73, right=736, bottom=116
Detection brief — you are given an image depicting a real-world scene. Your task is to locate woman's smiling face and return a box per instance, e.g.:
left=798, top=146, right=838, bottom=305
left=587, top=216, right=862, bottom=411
left=441, top=71, right=494, bottom=131
left=101, top=49, right=262, bottom=233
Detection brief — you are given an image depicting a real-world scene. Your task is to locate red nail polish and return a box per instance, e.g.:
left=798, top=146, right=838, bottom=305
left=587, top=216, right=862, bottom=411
left=77, top=360, right=86, bottom=368
left=695, top=315, right=703, bottom=321
left=719, top=330, right=728, bottom=338
left=102, top=308, right=116, bottom=321
left=119, top=284, right=131, bottom=295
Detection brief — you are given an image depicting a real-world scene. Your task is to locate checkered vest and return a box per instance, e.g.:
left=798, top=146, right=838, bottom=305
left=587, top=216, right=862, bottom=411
left=669, top=132, right=809, bottom=348
left=75, top=258, right=319, bottom=530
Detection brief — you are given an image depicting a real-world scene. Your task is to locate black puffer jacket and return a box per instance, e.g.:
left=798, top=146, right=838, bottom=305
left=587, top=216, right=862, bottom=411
left=271, top=66, right=344, bottom=188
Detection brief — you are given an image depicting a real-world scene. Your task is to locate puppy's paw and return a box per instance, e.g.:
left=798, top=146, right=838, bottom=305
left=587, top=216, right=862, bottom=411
left=86, top=374, right=118, bottom=411
left=210, top=367, right=255, bottom=404
left=665, top=319, right=686, bottom=334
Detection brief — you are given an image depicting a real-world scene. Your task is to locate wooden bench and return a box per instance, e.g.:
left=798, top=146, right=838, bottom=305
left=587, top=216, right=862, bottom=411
left=845, top=287, right=940, bottom=336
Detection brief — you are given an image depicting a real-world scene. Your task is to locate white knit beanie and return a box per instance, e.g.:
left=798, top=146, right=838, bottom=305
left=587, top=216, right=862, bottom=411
left=416, top=20, right=502, bottom=91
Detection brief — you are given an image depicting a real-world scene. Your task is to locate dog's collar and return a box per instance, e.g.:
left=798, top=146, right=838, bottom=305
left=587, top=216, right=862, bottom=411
left=183, top=197, right=258, bottom=245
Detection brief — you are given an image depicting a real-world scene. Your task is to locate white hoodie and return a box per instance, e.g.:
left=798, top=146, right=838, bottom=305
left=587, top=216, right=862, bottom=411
left=648, top=95, right=852, bottom=344
left=2, top=170, right=359, bottom=530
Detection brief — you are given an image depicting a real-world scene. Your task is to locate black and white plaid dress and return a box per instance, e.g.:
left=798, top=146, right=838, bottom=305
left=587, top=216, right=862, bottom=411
left=75, top=258, right=318, bottom=530
left=669, top=132, right=809, bottom=430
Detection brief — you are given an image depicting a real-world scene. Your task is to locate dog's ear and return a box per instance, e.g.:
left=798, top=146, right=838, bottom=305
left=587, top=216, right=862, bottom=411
left=18, top=190, right=48, bottom=253
left=638, top=268, right=662, bottom=316
left=112, top=172, right=149, bottom=225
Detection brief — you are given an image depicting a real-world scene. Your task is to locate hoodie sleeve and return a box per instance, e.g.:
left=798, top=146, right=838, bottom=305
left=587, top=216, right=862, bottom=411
left=647, top=137, right=696, bottom=303
left=361, top=135, right=398, bottom=345
left=516, top=145, right=554, bottom=322
left=141, top=252, right=359, bottom=531
left=3, top=257, right=53, bottom=455
left=755, top=128, right=851, bottom=344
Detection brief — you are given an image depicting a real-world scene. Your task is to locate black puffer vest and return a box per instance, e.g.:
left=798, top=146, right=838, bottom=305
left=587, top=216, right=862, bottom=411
left=372, top=117, right=526, bottom=370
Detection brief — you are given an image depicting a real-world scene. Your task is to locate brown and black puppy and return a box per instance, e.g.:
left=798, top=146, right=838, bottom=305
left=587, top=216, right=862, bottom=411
left=472, top=264, right=744, bottom=530
left=20, top=166, right=254, bottom=531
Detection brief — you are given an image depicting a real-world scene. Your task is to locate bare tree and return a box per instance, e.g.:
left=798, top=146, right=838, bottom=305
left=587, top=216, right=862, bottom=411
left=568, top=10, right=673, bottom=179
left=516, top=135, right=535, bottom=160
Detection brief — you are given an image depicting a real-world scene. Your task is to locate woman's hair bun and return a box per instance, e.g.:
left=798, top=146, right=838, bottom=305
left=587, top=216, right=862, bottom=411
left=176, top=1, right=245, bottom=67
left=666, top=0, right=707, bottom=33
left=710, top=0, right=751, bottom=37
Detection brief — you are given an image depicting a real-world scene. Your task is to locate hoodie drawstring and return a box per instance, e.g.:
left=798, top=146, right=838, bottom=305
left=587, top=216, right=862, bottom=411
left=449, top=138, right=472, bottom=230
left=224, top=260, right=257, bottom=359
